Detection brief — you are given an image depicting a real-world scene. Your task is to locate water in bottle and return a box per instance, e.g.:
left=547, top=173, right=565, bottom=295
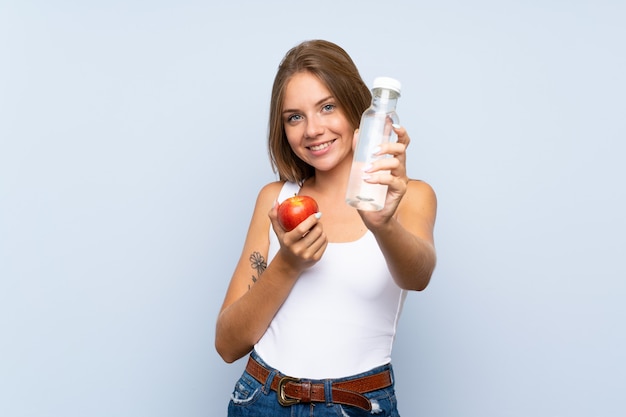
left=345, top=77, right=401, bottom=211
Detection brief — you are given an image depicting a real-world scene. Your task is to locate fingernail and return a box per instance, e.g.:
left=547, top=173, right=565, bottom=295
left=361, top=174, right=371, bottom=180
left=315, top=212, right=322, bottom=219
left=362, top=163, right=373, bottom=172
left=392, top=123, right=401, bottom=129
left=371, top=146, right=381, bottom=155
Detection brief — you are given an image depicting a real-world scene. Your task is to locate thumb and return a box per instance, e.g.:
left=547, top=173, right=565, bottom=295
left=268, top=199, right=284, bottom=234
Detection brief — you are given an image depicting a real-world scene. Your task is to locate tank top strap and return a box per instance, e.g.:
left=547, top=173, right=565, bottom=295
left=277, top=181, right=301, bottom=203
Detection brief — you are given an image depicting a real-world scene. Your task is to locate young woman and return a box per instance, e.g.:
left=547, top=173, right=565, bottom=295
left=216, top=39, right=437, bottom=416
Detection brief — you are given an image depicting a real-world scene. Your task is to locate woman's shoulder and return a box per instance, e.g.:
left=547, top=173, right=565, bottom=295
left=407, top=179, right=436, bottom=195
left=255, top=181, right=285, bottom=205
left=396, top=179, right=437, bottom=231
left=259, top=180, right=286, bottom=195
left=256, top=180, right=302, bottom=206
left=402, top=179, right=437, bottom=210
left=257, top=180, right=302, bottom=204
left=246, top=182, right=286, bottom=231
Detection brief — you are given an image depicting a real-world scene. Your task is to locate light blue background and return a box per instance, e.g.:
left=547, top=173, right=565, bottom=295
left=1, top=1, right=625, bottom=416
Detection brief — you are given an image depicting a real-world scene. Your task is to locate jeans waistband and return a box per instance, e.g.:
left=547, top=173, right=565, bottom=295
left=245, top=352, right=393, bottom=411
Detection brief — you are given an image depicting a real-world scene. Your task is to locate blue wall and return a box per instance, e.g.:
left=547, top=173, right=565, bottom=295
left=1, top=1, right=625, bottom=416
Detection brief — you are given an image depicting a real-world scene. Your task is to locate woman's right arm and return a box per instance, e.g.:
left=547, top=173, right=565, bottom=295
left=215, top=182, right=326, bottom=363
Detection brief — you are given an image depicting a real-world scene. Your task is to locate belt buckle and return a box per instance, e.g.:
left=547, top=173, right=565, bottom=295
left=277, top=376, right=301, bottom=406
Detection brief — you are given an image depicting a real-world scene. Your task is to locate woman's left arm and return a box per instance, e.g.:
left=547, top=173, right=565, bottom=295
left=358, top=125, right=437, bottom=290
left=370, top=180, right=437, bottom=290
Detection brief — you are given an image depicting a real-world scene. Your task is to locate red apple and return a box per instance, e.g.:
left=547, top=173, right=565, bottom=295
left=277, top=195, right=319, bottom=232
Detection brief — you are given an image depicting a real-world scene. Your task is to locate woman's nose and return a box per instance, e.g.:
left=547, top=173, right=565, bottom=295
left=305, top=116, right=324, bottom=139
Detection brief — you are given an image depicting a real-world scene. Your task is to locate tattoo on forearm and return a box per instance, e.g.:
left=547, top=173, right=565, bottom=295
left=248, top=251, right=267, bottom=289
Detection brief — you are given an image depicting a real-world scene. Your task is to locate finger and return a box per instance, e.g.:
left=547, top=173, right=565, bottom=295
left=392, top=124, right=411, bottom=147
left=363, top=159, right=408, bottom=188
left=376, top=142, right=407, bottom=157
left=372, top=139, right=407, bottom=158
left=311, top=238, right=328, bottom=261
left=300, top=223, right=324, bottom=244
left=289, top=212, right=323, bottom=239
left=302, top=224, right=327, bottom=253
left=363, top=169, right=404, bottom=186
left=291, top=224, right=327, bottom=260
left=369, top=146, right=407, bottom=174
left=268, top=200, right=285, bottom=235
left=364, top=156, right=401, bottom=174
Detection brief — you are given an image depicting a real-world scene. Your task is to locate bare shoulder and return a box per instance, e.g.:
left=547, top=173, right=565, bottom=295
left=247, top=180, right=285, bottom=231
left=397, top=179, right=437, bottom=234
left=256, top=181, right=285, bottom=207
left=404, top=179, right=437, bottom=209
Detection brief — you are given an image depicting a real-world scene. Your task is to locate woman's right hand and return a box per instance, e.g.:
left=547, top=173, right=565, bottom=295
left=269, top=201, right=328, bottom=272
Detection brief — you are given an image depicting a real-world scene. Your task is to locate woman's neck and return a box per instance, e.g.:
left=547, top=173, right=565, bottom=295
left=305, top=156, right=352, bottom=198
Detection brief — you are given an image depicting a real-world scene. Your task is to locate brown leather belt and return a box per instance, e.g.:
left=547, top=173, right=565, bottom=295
left=245, top=355, right=392, bottom=411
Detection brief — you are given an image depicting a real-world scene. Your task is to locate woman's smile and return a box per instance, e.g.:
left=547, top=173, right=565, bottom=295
left=307, top=139, right=336, bottom=153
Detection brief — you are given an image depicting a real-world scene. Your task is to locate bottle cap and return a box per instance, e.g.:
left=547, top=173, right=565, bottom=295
left=373, top=76, right=401, bottom=94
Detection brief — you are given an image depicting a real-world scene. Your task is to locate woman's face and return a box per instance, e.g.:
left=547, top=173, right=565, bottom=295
left=282, top=71, right=354, bottom=173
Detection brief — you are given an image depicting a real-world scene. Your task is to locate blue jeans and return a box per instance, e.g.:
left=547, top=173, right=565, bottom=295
left=227, top=351, right=401, bottom=416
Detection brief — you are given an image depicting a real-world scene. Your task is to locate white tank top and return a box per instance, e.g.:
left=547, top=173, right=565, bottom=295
left=254, top=181, right=407, bottom=379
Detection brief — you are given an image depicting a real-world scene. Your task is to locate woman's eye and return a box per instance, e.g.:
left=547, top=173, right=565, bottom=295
left=287, top=114, right=302, bottom=123
left=322, top=104, right=335, bottom=112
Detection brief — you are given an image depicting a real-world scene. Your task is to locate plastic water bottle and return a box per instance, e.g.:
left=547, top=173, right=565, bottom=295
left=345, top=77, right=401, bottom=211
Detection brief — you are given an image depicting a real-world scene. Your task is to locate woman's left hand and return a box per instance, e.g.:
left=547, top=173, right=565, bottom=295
left=357, top=124, right=411, bottom=229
